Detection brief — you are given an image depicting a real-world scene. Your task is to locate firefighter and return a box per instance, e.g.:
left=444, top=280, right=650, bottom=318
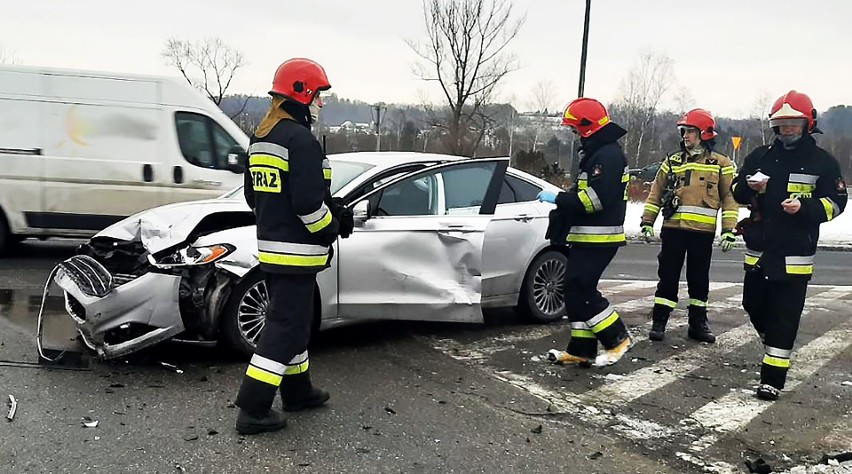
left=732, top=90, right=846, bottom=401
left=539, top=98, right=634, bottom=368
left=235, top=58, right=353, bottom=434
left=640, top=109, right=739, bottom=343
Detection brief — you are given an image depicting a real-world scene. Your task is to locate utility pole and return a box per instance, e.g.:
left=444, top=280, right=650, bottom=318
left=372, top=103, right=386, bottom=152
left=577, top=0, right=592, bottom=98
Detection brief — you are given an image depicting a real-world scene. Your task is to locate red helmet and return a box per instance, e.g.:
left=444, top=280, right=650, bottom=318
left=562, top=98, right=611, bottom=138
left=677, top=108, right=717, bottom=141
left=269, top=58, right=331, bottom=105
left=769, top=90, right=817, bottom=132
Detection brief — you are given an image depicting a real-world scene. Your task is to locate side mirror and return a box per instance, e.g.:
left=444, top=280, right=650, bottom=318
left=226, top=145, right=248, bottom=173
left=353, top=200, right=370, bottom=227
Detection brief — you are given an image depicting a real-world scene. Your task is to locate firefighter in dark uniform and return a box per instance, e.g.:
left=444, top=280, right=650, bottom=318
left=640, top=109, right=739, bottom=343
left=539, top=98, right=634, bottom=368
left=732, top=90, right=847, bottom=401
left=235, top=58, right=354, bottom=434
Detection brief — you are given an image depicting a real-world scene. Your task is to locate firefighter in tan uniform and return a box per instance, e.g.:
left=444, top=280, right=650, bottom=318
left=640, top=109, right=739, bottom=342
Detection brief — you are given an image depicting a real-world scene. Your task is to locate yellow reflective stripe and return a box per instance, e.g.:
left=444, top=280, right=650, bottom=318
left=786, top=264, right=813, bottom=275
left=787, top=183, right=816, bottom=193
left=621, top=173, right=630, bottom=183
left=578, top=190, right=595, bottom=213
left=670, top=163, right=720, bottom=174
left=744, top=255, right=760, bottom=266
left=654, top=297, right=677, bottom=308
left=323, top=168, right=333, bottom=180
left=590, top=311, right=619, bottom=333
left=284, top=359, right=310, bottom=375
left=670, top=212, right=717, bottom=225
left=246, top=365, right=283, bottom=386
left=305, top=210, right=333, bottom=233
left=577, top=179, right=588, bottom=190
left=259, top=251, right=329, bottom=267
left=721, top=166, right=736, bottom=175
left=688, top=298, right=707, bottom=307
left=645, top=203, right=661, bottom=214
left=249, top=154, right=290, bottom=171
left=570, top=329, right=596, bottom=339
left=763, top=355, right=791, bottom=368
left=722, top=211, right=739, bottom=219
left=821, top=197, right=836, bottom=221
left=567, top=233, right=626, bottom=244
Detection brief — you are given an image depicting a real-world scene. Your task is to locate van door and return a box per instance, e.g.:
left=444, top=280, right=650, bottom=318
left=39, top=72, right=165, bottom=233
left=165, top=112, right=244, bottom=204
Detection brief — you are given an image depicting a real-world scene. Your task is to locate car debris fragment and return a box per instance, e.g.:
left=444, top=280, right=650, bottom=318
left=7, top=395, right=17, bottom=421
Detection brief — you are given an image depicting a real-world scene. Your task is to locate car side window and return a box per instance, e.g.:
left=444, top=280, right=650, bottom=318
left=497, top=175, right=543, bottom=204
left=175, top=112, right=237, bottom=170
left=371, top=162, right=497, bottom=216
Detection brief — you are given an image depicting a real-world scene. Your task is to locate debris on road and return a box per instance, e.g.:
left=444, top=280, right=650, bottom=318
left=841, top=381, right=852, bottom=387
left=744, top=457, right=772, bottom=474
left=384, top=406, right=396, bottom=415
left=531, top=424, right=543, bottom=434
left=159, top=362, right=184, bottom=374
left=6, top=395, right=17, bottom=421
left=81, top=417, right=99, bottom=428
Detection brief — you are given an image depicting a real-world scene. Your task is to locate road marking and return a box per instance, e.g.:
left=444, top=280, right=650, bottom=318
left=685, top=322, right=852, bottom=454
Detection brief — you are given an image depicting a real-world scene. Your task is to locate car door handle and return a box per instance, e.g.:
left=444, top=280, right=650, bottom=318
left=513, top=214, right=533, bottom=223
left=173, top=166, right=184, bottom=184
left=142, top=164, right=153, bottom=182
left=438, top=224, right=471, bottom=233
left=192, top=179, right=221, bottom=186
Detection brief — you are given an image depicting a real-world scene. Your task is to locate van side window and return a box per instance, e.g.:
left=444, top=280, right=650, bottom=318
left=175, top=112, right=238, bottom=169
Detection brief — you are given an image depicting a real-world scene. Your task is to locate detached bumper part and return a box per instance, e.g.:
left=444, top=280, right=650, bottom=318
left=54, top=257, right=184, bottom=360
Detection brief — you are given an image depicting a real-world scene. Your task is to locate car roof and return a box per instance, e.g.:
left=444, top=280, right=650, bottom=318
left=328, top=151, right=469, bottom=167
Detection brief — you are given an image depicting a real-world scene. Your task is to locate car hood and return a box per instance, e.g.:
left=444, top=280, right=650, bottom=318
left=96, top=199, right=252, bottom=254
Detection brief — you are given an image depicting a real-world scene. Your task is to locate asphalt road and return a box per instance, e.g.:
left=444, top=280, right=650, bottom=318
left=1, top=240, right=850, bottom=473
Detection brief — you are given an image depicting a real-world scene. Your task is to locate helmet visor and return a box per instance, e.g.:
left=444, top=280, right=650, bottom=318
left=770, top=117, right=807, bottom=129
left=678, top=125, right=699, bottom=137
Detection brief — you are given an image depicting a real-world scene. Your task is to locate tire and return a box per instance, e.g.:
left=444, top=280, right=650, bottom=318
left=221, top=271, right=268, bottom=358
left=220, top=271, right=321, bottom=358
left=518, top=250, right=567, bottom=323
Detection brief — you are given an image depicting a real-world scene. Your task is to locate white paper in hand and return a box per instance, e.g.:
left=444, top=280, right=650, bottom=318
left=747, top=171, right=770, bottom=183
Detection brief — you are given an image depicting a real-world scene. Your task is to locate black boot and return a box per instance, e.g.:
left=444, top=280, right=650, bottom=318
left=235, top=408, right=288, bottom=435
left=648, top=306, right=671, bottom=341
left=281, top=370, right=330, bottom=412
left=687, top=306, right=716, bottom=343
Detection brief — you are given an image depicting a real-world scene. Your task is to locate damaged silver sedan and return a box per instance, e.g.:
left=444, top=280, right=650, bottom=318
left=54, top=153, right=569, bottom=359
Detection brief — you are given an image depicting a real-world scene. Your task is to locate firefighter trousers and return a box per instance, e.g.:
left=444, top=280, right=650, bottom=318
left=236, top=272, right=315, bottom=417
left=742, top=269, right=808, bottom=390
left=653, top=227, right=715, bottom=315
left=564, top=246, right=630, bottom=359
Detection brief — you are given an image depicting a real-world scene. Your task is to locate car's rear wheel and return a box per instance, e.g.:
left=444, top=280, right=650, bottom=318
left=518, top=250, right=567, bottom=323
left=221, top=272, right=268, bottom=357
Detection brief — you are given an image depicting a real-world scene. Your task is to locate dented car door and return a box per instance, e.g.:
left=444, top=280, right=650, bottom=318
left=336, top=158, right=509, bottom=323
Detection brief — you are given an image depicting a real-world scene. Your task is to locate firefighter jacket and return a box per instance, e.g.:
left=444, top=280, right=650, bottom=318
left=553, top=122, right=630, bottom=247
left=731, top=135, right=847, bottom=280
left=641, top=147, right=738, bottom=233
left=244, top=110, right=339, bottom=275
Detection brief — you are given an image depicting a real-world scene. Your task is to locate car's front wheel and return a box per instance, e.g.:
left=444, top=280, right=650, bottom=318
left=518, top=250, right=567, bottom=323
left=221, top=272, right=268, bottom=357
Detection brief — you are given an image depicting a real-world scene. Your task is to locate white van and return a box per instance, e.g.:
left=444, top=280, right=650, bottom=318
left=0, top=65, right=249, bottom=253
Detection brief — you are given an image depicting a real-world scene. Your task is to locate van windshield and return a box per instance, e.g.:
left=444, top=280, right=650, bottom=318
left=219, top=159, right=374, bottom=199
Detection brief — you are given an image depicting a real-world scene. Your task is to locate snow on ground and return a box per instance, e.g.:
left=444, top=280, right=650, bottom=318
left=624, top=201, right=852, bottom=249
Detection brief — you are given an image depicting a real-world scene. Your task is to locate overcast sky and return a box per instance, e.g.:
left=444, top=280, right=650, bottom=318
left=2, top=0, right=850, bottom=118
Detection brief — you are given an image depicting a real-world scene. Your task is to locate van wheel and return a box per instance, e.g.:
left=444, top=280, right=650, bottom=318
left=221, top=272, right=268, bottom=358
left=518, top=250, right=567, bottom=323
left=0, top=212, right=10, bottom=256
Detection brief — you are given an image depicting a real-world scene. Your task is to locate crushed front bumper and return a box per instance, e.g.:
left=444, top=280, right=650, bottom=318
left=53, top=256, right=184, bottom=360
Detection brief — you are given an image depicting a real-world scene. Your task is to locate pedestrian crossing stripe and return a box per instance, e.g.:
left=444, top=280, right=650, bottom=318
left=424, top=280, right=852, bottom=473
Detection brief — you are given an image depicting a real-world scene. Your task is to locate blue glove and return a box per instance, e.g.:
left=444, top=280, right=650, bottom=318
left=537, top=190, right=558, bottom=204
left=720, top=231, right=736, bottom=252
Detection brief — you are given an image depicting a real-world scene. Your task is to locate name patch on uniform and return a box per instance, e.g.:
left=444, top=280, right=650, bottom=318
left=251, top=167, right=282, bottom=193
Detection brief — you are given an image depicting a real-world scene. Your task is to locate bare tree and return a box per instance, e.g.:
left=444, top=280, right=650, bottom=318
left=161, top=37, right=247, bottom=117
left=525, top=79, right=557, bottom=152
left=0, top=45, right=18, bottom=64
left=751, top=91, right=773, bottom=145
left=408, top=0, right=526, bottom=156
left=672, top=86, right=694, bottom=115
left=611, top=52, right=675, bottom=166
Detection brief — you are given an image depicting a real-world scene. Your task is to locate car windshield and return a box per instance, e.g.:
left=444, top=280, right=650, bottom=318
left=219, top=159, right=375, bottom=199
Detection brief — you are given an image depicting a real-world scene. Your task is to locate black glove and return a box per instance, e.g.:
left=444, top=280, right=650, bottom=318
left=330, top=197, right=354, bottom=239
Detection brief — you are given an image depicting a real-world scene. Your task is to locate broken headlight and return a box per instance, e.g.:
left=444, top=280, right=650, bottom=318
left=148, top=244, right=235, bottom=269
